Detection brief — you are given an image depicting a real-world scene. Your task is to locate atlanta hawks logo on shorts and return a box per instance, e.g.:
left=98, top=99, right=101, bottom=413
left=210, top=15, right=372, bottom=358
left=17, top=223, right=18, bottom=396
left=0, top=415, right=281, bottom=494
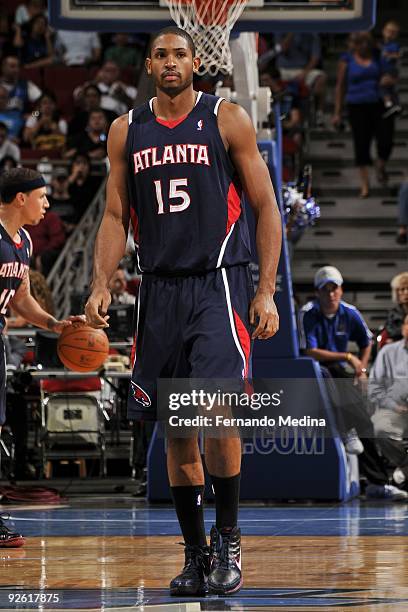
left=131, top=381, right=151, bottom=408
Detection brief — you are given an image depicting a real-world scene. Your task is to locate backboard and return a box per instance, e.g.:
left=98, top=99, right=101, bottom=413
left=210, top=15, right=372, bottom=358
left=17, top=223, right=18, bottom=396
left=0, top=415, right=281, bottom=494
left=49, top=0, right=377, bottom=33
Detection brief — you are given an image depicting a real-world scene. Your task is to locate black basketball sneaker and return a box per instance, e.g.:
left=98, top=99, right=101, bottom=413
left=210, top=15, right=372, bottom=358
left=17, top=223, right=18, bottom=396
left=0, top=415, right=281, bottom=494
left=170, top=543, right=210, bottom=596
left=0, top=515, right=24, bottom=548
left=208, top=525, right=242, bottom=595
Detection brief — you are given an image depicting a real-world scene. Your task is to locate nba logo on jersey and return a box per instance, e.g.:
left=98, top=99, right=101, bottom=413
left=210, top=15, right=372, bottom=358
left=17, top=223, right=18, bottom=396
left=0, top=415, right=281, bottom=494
left=197, top=119, right=204, bottom=131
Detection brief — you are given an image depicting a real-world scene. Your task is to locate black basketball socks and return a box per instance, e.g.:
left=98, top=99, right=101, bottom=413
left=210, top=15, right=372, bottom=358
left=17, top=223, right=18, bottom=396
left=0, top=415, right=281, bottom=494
left=171, top=485, right=207, bottom=546
left=210, top=473, right=241, bottom=529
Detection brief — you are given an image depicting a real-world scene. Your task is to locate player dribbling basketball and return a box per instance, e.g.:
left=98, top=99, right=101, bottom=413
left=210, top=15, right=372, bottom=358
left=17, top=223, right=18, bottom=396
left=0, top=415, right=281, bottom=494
left=86, top=27, right=281, bottom=596
left=0, top=168, right=84, bottom=547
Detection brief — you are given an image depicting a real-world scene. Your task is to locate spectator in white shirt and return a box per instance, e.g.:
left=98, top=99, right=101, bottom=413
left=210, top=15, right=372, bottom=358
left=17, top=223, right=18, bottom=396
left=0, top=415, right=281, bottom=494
left=55, top=30, right=101, bottom=66
left=74, top=60, right=137, bottom=115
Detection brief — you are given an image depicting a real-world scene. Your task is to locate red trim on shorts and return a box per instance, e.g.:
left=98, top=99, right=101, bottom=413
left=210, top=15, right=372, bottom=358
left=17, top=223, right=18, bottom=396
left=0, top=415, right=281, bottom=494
left=130, top=333, right=137, bottom=367
left=233, top=308, right=250, bottom=377
left=226, top=180, right=242, bottom=234
left=156, top=114, right=188, bottom=129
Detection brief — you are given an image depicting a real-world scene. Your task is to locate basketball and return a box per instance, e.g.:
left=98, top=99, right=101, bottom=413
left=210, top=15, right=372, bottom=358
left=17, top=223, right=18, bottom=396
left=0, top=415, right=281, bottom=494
left=57, top=324, right=110, bottom=372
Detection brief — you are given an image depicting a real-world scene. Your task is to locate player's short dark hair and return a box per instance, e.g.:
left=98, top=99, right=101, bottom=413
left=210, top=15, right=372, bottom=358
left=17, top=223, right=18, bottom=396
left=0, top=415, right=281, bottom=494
left=149, top=26, right=196, bottom=58
left=0, top=167, right=43, bottom=203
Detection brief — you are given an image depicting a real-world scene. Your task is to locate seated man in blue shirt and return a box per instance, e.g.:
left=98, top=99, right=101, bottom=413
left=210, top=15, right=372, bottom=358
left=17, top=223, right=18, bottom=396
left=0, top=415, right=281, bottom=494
left=298, top=265, right=407, bottom=500
left=369, top=313, right=408, bottom=488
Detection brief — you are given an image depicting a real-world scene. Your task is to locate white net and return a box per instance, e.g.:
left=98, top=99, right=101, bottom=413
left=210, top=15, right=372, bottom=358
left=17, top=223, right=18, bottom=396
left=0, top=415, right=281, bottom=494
left=165, top=0, right=248, bottom=76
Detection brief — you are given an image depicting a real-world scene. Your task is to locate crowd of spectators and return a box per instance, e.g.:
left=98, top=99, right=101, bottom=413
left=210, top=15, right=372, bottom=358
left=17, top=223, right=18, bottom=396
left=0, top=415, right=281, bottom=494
left=0, top=1, right=148, bottom=278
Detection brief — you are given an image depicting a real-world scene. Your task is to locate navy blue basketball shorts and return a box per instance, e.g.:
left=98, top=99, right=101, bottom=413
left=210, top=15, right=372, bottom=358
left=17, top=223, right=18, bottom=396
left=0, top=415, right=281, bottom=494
left=127, top=265, right=254, bottom=421
left=0, top=336, right=6, bottom=426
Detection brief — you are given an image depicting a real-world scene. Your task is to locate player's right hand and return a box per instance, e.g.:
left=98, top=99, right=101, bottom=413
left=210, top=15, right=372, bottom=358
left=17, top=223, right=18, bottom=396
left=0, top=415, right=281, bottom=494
left=85, top=288, right=111, bottom=329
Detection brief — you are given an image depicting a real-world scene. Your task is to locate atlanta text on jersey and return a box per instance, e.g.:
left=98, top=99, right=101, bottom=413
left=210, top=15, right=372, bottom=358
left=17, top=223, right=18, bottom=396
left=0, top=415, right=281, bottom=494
left=133, top=144, right=210, bottom=174
left=0, top=262, right=29, bottom=279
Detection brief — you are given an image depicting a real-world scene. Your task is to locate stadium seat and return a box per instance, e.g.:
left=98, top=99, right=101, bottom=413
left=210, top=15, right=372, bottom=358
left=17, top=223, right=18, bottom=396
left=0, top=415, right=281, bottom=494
left=20, top=67, right=44, bottom=90
left=43, top=66, right=89, bottom=116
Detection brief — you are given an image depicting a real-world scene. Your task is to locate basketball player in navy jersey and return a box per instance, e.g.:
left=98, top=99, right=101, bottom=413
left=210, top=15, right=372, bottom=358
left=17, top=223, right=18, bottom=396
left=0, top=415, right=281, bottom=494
left=86, top=27, right=282, bottom=596
left=0, top=167, right=83, bottom=547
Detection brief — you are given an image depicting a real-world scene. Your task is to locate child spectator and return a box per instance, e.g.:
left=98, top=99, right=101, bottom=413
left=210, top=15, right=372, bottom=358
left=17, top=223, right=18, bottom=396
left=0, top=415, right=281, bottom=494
left=0, top=121, right=20, bottom=165
left=380, top=20, right=402, bottom=118
left=23, top=92, right=67, bottom=151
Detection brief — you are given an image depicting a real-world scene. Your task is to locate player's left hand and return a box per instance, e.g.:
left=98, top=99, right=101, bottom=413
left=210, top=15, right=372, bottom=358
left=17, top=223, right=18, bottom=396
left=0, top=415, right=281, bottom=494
left=52, top=315, right=86, bottom=334
left=249, top=291, right=279, bottom=340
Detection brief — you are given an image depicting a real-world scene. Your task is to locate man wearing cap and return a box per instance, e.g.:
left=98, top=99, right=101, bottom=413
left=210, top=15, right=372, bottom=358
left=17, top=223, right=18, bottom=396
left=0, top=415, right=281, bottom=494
left=298, top=265, right=408, bottom=500
left=299, top=266, right=372, bottom=379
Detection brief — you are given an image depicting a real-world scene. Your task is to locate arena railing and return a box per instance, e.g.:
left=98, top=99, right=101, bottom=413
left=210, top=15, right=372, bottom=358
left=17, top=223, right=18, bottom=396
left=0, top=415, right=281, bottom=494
left=47, top=177, right=107, bottom=319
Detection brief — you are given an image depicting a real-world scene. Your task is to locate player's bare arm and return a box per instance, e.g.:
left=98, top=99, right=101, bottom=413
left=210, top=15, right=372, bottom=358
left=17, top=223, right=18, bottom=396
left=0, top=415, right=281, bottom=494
left=11, top=271, right=83, bottom=333
left=85, top=114, right=130, bottom=329
left=218, top=102, right=282, bottom=340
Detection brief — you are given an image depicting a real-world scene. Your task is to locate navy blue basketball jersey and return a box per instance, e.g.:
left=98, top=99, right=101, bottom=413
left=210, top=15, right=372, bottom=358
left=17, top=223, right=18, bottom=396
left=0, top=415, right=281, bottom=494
left=126, top=92, right=251, bottom=274
left=0, top=225, right=31, bottom=332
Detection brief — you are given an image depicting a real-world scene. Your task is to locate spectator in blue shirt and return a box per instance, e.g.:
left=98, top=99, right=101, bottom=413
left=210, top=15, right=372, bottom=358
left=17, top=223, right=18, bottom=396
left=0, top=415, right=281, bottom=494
left=333, top=31, right=397, bottom=197
left=298, top=265, right=407, bottom=500
left=275, top=33, right=327, bottom=127
left=380, top=20, right=401, bottom=117
left=0, top=84, right=24, bottom=141
left=299, top=265, right=372, bottom=377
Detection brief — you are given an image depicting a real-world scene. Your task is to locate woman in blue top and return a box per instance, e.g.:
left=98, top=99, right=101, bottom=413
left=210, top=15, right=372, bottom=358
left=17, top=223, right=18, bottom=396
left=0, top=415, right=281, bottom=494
left=332, top=32, right=397, bottom=197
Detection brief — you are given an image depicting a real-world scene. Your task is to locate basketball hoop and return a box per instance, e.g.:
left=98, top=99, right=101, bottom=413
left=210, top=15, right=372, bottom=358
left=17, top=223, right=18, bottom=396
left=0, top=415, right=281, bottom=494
left=165, top=0, right=249, bottom=76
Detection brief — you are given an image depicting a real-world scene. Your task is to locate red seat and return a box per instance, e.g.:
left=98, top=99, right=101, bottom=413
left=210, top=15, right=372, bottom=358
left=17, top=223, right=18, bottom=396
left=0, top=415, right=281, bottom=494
left=20, top=148, right=63, bottom=160
left=121, top=66, right=137, bottom=86
left=41, top=377, right=102, bottom=394
left=43, top=66, right=89, bottom=115
left=20, top=67, right=43, bottom=90
left=377, top=328, right=390, bottom=350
